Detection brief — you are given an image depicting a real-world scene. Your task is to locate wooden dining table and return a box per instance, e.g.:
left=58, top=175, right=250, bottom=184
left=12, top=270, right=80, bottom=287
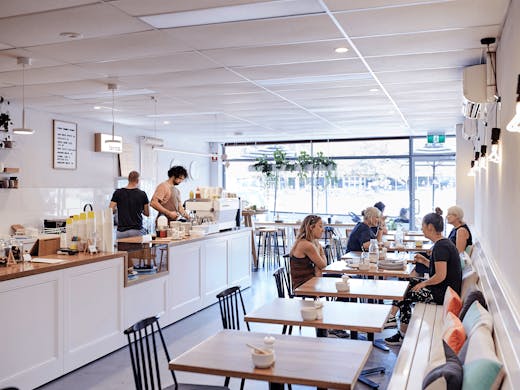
left=294, top=276, right=410, bottom=301
left=245, top=297, right=391, bottom=338
left=169, top=329, right=372, bottom=390
left=325, top=259, right=417, bottom=279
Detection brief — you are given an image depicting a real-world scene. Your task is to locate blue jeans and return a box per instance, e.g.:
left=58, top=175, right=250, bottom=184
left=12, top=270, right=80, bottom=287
left=116, top=228, right=147, bottom=239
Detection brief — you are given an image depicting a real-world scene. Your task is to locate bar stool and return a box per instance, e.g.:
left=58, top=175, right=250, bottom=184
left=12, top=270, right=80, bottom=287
left=256, top=228, right=281, bottom=268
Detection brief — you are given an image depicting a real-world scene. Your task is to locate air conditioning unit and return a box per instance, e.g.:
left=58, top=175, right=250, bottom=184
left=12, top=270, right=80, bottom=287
left=140, top=136, right=164, bottom=147
left=462, top=64, right=486, bottom=119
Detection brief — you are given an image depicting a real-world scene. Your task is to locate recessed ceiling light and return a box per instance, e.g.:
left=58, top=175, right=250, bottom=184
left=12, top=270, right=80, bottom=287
left=369, top=88, right=379, bottom=92
left=59, top=32, right=83, bottom=39
left=163, top=120, right=170, bottom=125
left=335, top=47, right=349, bottom=54
left=93, top=106, right=101, bottom=110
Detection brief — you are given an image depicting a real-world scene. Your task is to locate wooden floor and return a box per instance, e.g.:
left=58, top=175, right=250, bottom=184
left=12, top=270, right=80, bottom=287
left=36, top=265, right=401, bottom=390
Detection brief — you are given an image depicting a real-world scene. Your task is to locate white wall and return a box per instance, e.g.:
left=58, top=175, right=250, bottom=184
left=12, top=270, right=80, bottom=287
left=458, top=0, right=520, bottom=312
left=0, top=105, right=212, bottom=235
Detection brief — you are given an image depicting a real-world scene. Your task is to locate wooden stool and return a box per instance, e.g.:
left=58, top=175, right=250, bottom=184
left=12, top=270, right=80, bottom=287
left=257, top=228, right=281, bottom=268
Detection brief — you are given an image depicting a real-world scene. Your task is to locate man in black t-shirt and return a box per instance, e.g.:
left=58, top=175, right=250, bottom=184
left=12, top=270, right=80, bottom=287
left=110, top=171, right=150, bottom=238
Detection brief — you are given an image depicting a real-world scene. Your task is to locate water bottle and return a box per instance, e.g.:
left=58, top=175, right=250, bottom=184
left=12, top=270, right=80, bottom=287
left=368, top=239, right=379, bottom=264
left=395, top=225, right=404, bottom=248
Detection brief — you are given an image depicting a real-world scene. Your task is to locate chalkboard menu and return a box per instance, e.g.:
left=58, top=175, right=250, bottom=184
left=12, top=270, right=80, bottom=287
left=53, top=120, right=77, bottom=170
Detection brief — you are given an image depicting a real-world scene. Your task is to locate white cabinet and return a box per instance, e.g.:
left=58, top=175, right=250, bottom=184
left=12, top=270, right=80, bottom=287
left=202, top=238, right=228, bottom=306
left=62, top=258, right=125, bottom=371
left=124, top=275, right=169, bottom=328
left=228, top=233, right=252, bottom=288
left=0, top=271, right=63, bottom=390
left=168, top=241, right=203, bottom=323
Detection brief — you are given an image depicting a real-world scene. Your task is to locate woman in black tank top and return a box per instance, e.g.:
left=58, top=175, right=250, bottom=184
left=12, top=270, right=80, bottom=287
left=446, top=205, right=472, bottom=253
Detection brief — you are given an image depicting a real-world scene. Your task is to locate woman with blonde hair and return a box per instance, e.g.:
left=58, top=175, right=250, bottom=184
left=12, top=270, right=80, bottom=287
left=446, top=205, right=472, bottom=253
left=289, top=215, right=327, bottom=289
left=346, top=206, right=384, bottom=252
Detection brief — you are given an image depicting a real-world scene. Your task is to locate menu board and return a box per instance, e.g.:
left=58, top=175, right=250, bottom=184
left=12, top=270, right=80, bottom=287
left=53, top=120, right=77, bottom=170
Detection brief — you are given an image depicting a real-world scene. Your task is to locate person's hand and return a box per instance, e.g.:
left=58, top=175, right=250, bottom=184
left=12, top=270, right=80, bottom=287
left=414, top=253, right=426, bottom=265
left=169, top=210, right=178, bottom=220
left=411, top=281, right=426, bottom=292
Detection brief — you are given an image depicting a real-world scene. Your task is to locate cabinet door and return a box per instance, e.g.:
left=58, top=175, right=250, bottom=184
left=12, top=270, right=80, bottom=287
left=0, top=271, right=63, bottom=390
left=62, top=258, right=124, bottom=372
left=228, top=232, right=252, bottom=288
left=202, top=238, right=228, bottom=305
left=124, top=276, right=169, bottom=328
left=168, top=242, right=203, bottom=323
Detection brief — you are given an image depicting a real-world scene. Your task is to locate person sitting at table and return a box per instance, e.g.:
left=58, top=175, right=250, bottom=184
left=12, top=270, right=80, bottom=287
left=346, top=206, right=384, bottom=252
left=384, top=210, right=462, bottom=345
left=289, top=215, right=327, bottom=290
left=371, top=201, right=388, bottom=235
left=446, top=205, right=473, bottom=254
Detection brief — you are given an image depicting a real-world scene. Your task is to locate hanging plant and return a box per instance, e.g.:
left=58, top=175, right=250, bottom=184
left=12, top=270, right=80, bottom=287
left=296, top=150, right=313, bottom=178
left=252, top=155, right=274, bottom=177
left=0, top=96, right=13, bottom=131
left=273, top=148, right=287, bottom=171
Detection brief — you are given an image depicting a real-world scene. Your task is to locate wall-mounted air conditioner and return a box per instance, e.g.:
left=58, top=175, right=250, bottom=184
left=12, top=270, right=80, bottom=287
left=140, top=136, right=164, bottom=147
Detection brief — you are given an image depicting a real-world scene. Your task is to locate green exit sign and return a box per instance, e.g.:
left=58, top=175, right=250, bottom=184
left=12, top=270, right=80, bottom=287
left=427, top=134, right=445, bottom=143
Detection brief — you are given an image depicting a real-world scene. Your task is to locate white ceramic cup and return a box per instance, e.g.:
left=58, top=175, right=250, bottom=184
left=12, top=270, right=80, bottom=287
left=335, top=281, right=350, bottom=291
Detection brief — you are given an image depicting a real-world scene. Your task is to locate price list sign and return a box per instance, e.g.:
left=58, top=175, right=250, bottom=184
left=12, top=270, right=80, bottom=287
left=53, top=120, right=77, bottom=170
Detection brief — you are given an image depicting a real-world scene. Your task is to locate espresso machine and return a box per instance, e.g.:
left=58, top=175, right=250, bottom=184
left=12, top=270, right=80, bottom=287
left=185, top=198, right=240, bottom=232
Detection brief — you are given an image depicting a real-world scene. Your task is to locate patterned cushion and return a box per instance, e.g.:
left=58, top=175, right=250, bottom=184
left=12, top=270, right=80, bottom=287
left=460, top=327, right=505, bottom=390
left=461, top=301, right=493, bottom=337
left=459, top=287, right=487, bottom=321
left=442, top=312, right=466, bottom=354
left=423, top=340, right=463, bottom=390
left=443, top=286, right=462, bottom=318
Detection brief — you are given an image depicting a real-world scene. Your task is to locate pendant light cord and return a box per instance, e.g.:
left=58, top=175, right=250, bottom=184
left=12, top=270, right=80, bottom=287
left=111, top=87, right=115, bottom=140
left=21, top=62, right=25, bottom=128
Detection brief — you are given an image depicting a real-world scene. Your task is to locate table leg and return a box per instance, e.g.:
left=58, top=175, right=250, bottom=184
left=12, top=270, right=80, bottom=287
left=268, top=382, right=284, bottom=390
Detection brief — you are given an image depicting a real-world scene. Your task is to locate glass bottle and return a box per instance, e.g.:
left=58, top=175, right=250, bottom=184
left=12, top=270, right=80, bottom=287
left=368, top=239, right=379, bottom=264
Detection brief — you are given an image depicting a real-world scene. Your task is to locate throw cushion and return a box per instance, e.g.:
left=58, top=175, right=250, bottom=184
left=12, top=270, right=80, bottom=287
left=443, top=286, right=462, bottom=318
left=460, top=327, right=505, bottom=390
left=462, top=301, right=493, bottom=337
left=461, top=270, right=479, bottom=299
left=442, top=312, right=466, bottom=354
left=423, top=340, right=463, bottom=390
left=459, top=287, right=488, bottom=321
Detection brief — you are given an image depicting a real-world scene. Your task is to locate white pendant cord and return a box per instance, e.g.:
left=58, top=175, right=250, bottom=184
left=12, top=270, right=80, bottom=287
left=21, top=63, right=26, bottom=129
left=111, top=88, right=115, bottom=140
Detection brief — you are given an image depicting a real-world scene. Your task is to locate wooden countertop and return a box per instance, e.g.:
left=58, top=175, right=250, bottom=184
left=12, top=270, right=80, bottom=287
left=117, top=227, right=251, bottom=246
left=0, top=251, right=126, bottom=282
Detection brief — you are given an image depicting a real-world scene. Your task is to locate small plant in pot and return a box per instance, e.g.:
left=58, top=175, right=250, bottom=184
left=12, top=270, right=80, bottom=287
left=252, top=155, right=274, bottom=177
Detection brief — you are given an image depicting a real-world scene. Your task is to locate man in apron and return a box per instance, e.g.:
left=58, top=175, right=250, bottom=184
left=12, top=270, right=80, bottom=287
left=151, top=166, right=189, bottom=225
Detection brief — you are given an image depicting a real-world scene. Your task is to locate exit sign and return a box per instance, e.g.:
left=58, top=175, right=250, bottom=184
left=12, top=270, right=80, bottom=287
left=427, top=133, right=445, bottom=143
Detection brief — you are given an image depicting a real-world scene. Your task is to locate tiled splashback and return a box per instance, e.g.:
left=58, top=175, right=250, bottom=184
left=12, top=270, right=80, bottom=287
left=0, top=187, right=114, bottom=235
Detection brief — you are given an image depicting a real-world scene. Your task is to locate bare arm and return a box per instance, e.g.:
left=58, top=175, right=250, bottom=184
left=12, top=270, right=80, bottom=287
left=456, top=228, right=469, bottom=253
left=412, top=261, right=447, bottom=291
left=109, top=201, right=117, bottom=213
left=150, top=197, right=178, bottom=220
left=295, top=240, right=327, bottom=270
left=143, top=204, right=150, bottom=217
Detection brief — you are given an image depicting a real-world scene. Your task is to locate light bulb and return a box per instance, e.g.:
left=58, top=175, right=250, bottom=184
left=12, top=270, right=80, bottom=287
left=488, top=143, right=500, bottom=163
left=506, top=101, right=520, bottom=132
left=467, top=161, right=476, bottom=177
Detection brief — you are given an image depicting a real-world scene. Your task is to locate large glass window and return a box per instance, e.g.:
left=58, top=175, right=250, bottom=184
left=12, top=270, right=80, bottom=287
left=224, top=136, right=455, bottom=229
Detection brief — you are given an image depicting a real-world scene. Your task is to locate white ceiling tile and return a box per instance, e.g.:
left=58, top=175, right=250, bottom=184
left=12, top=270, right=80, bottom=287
left=324, top=0, right=451, bottom=12
left=334, top=0, right=509, bottom=37
left=0, top=3, right=151, bottom=47
left=377, top=68, right=463, bottom=84
left=0, top=64, right=104, bottom=86
left=163, top=14, right=342, bottom=50
left=27, top=31, right=192, bottom=64
left=352, top=25, right=501, bottom=57
left=0, top=0, right=95, bottom=18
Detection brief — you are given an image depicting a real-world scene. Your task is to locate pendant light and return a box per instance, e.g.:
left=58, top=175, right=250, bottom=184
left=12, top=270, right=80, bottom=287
left=13, top=57, right=34, bottom=135
left=105, top=83, right=121, bottom=145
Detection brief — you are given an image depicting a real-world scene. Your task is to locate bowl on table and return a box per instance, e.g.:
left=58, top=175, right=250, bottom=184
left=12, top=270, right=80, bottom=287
left=251, top=350, right=275, bottom=368
left=300, top=307, right=317, bottom=321
left=335, top=281, right=350, bottom=292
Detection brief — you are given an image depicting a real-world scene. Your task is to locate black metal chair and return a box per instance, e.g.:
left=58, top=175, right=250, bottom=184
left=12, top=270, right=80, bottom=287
left=282, top=254, right=294, bottom=295
left=273, top=267, right=293, bottom=335
left=216, top=286, right=250, bottom=331
left=216, top=286, right=249, bottom=390
left=124, top=314, right=228, bottom=390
